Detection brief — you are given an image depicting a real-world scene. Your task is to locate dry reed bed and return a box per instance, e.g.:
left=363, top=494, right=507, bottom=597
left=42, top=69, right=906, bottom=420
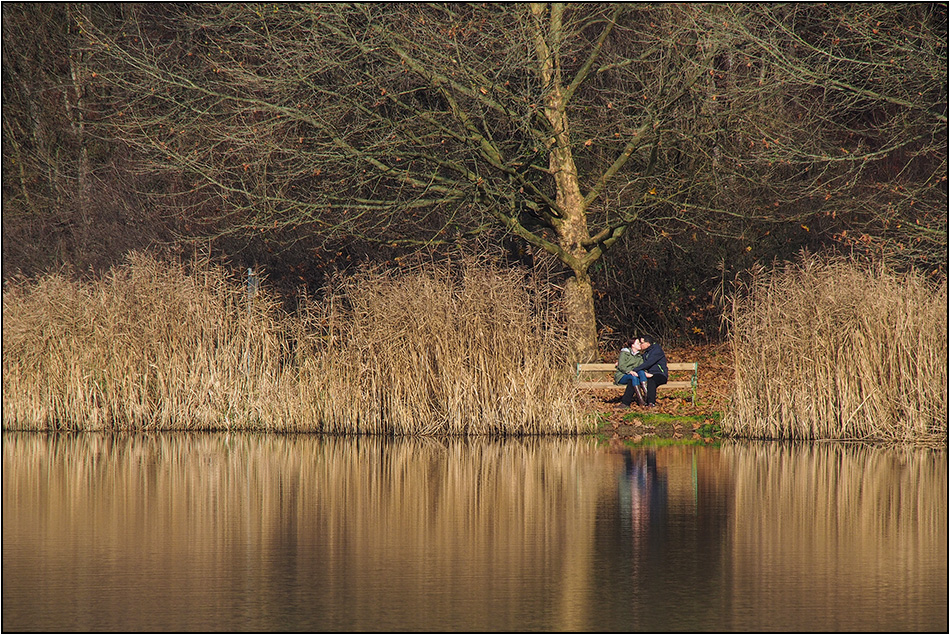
left=2, top=253, right=583, bottom=435
left=724, top=255, right=947, bottom=442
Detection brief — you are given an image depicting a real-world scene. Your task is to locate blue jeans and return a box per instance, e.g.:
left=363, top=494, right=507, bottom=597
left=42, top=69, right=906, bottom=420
left=618, top=371, right=648, bottom=387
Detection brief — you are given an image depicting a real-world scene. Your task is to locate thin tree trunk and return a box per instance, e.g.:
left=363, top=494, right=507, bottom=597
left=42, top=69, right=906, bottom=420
left=65, top=5, right=90, bottom=225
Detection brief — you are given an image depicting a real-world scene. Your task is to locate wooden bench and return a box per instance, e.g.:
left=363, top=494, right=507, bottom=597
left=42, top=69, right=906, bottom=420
left=575, top=362, right=699, bottom=405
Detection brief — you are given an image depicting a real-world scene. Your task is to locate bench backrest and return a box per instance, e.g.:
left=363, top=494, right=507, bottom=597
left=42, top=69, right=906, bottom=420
left=576, top=362, right=698, bottom=373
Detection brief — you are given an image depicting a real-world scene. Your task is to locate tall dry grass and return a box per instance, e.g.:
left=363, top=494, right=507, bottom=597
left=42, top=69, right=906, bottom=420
left=291, top=259, right=582, bottom=435
left=2, top=252, right=291, bottom=431
left=724, top=254, right=947, bottom=442
left=2, top=252, right=584, bottom=434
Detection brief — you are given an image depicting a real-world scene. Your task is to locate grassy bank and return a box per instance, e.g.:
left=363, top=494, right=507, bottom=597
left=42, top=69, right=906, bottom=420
left=2, top=253, right=584, bottom=435
left=724, top=254, right=947, bottom=443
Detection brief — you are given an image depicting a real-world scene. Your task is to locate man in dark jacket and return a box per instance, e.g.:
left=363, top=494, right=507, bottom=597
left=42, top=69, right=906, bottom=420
left=621, top=335, right=668, bottom=407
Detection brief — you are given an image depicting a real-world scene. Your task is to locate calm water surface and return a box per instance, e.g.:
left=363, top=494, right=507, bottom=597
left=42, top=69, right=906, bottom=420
left=3, top=433, right=946, bottom=632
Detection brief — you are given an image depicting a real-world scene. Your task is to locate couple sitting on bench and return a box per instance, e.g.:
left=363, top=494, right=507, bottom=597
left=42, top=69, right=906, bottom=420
left=614, top=335, right=667, bottom=407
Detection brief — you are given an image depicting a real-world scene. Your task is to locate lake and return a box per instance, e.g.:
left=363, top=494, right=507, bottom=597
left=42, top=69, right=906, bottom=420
left=3, top=432, right=946, bottom=632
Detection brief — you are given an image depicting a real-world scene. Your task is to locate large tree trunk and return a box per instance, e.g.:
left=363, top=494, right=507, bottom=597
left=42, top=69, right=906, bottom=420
left=553, top=155, right=599, bottom=362
left=532, top=3, right=601, bottom=362
left=563, top=271, right=599, bottom=362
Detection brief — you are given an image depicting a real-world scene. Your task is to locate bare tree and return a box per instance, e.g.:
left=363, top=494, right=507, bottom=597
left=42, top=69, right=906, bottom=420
left=80, top=3, right=947, bottom=358
left=2, top=4, right=92, bottom=269
left=1, top=3, right=179, bottom=276
left=709, top=3, right=947, bottom=269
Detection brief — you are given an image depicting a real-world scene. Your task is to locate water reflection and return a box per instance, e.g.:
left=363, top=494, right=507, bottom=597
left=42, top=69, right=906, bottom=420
left=593, top=446, right=733, bottom=632
left=2, top=433, right=945, bottom=632
left=722, top=441, right=948, bottom=633
left=2, top=433, right=616, bottom=632
left=619, top=449, right=667, bottom=539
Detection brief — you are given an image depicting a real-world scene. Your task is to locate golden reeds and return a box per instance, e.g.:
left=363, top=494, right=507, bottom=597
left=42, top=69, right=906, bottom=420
left=723, top=254, right=948, bottom=442
left=2, top=252, right=585, bottom=435
left=295, top=261, right=583, bottom=435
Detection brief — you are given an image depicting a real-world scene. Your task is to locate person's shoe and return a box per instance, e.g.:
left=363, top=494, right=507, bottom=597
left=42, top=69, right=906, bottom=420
left=644, top=403, right=657, bottom=408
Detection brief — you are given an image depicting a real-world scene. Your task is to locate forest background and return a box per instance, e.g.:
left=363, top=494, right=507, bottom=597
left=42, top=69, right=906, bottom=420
left=2, top=3, right=946, bottom=358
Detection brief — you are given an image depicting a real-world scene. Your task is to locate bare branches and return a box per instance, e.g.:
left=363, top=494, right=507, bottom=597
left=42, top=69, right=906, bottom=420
left=65, top=2, right=946, bottom=273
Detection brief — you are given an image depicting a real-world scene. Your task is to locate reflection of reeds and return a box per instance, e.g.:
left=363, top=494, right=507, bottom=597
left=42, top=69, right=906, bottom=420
left=2, top=253, right=583, bottom=434
left=723, top=440, right=947, bottom=632
left=2, top=432, right=611, bottom=631
left=723, top=255, right=947, bottom=442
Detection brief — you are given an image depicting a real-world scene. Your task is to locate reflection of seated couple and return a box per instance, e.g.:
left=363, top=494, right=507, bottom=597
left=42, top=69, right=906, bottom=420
left=620, top=449, right=667, bottom=537
left=614, top=336, right=668, bottom=407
